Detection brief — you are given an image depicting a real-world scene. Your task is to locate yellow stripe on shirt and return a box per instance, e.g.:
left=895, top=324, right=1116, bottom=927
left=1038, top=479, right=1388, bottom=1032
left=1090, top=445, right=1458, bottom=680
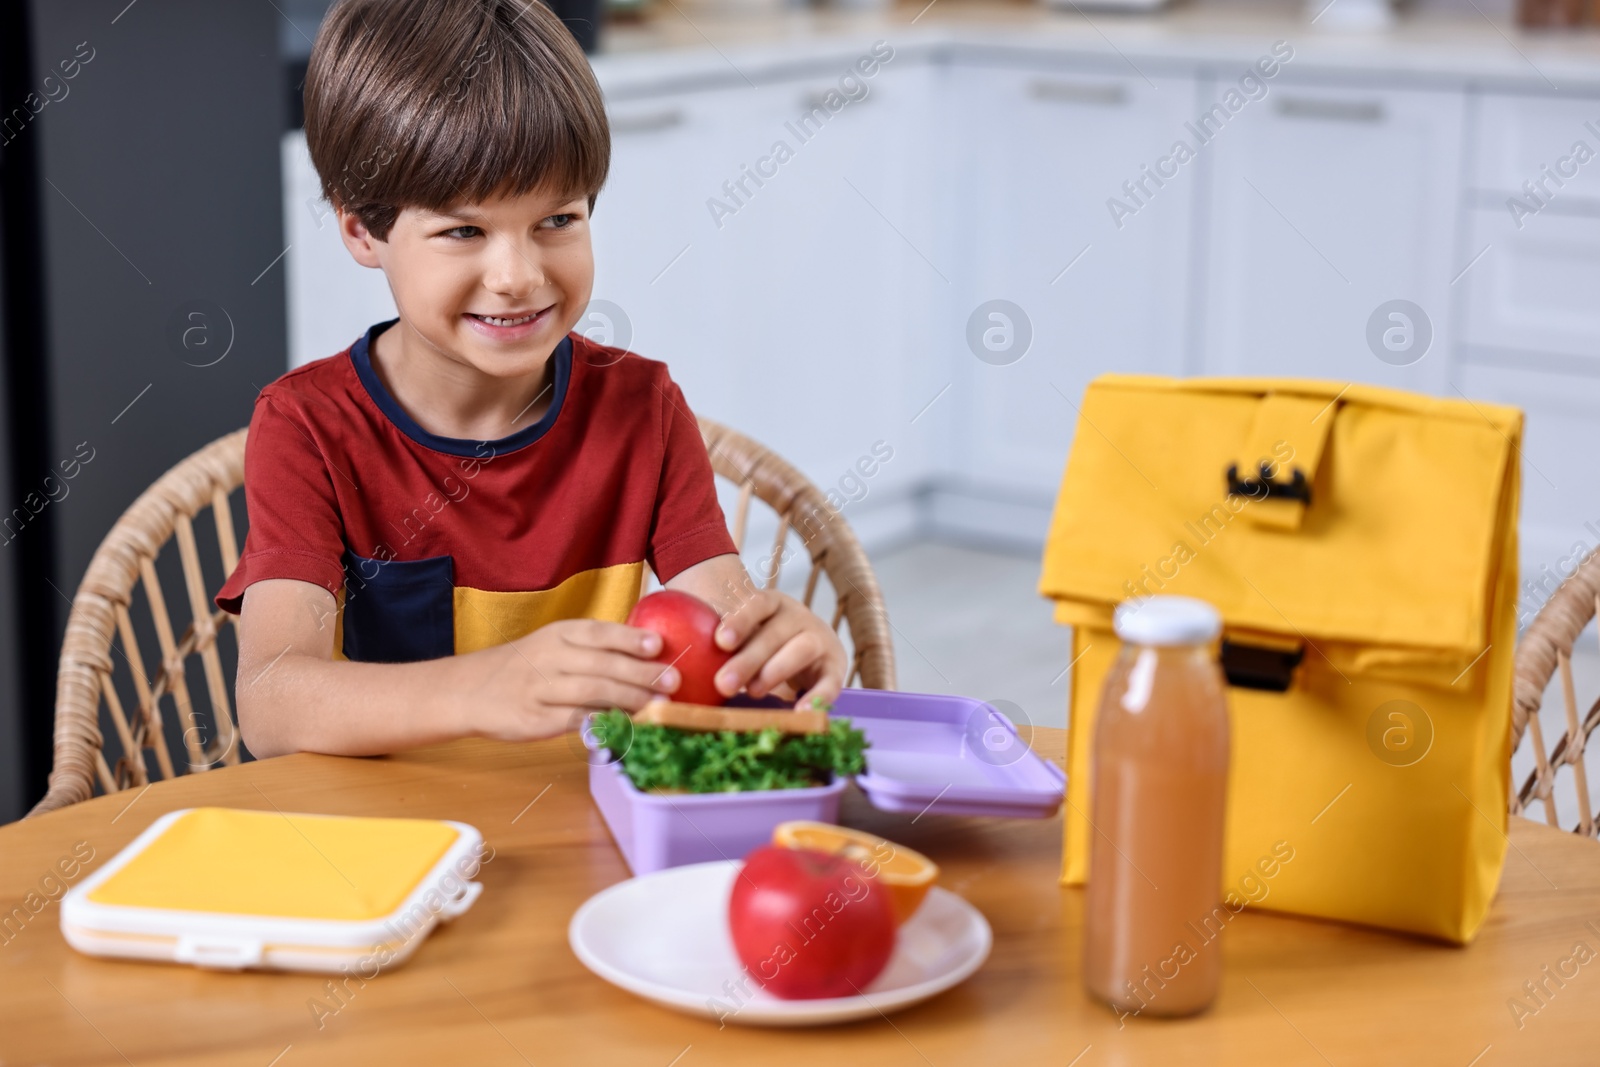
left=452, top=561, right=646, bottom=655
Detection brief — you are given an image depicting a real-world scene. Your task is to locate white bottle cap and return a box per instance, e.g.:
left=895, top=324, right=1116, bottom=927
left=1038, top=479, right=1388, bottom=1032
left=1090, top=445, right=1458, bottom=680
left=1113, top=596, right=1222, bottom=647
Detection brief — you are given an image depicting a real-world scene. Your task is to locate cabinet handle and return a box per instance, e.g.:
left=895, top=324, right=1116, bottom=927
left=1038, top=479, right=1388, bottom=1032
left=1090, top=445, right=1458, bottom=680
left=1274, top=96, right=1385, bottom=123
left=796, top=87, right=875, bottom=112
left=1026, top=79, right=1127, bottom=106
left=609, top=107, right=686, bottom=134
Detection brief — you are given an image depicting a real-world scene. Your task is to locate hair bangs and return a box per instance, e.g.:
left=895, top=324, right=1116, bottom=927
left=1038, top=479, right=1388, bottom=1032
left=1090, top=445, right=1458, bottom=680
left=415, top=32, right=608, bottom=216
left=305, top=0, right=610, bottom=241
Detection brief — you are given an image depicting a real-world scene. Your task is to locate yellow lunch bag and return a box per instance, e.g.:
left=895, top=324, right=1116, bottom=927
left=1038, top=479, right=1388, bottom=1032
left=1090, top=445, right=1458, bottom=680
left=1039, top=375, right=1521, bottom=944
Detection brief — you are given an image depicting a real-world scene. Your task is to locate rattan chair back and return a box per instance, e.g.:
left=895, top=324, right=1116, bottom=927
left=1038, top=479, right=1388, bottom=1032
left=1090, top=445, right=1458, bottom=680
left=698, top=419, right=896, bottom=693
left=30, top=430, right=247, bottom=819
left=1511, top=548, right=1600, bottom=836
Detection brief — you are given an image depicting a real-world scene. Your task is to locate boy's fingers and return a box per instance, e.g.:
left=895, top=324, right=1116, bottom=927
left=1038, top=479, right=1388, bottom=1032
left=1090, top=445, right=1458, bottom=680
left=714, top=612, right=805, bottom=697
left=743, top=632, right=825, bottom=700
left=794, top=669, right=844, bottom=712
left=714, top=589, right=780, bottom=651
left=563, top=648, right=679, bottom=695
left=562, top=619, right=662, bottom=659
left=548, top=676, right=659, bottom=714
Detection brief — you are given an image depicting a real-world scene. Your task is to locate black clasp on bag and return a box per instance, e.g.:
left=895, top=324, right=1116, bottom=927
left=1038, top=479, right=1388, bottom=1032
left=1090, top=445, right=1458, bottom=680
left=1220, top=639, right=1304, bottom=693
left=1226, top=462, right=1311, bottom=505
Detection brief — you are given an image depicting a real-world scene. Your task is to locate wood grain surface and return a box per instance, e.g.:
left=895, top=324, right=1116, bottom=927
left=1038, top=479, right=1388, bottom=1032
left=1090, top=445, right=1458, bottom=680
left=1, top=728, right=1596, bottom=1066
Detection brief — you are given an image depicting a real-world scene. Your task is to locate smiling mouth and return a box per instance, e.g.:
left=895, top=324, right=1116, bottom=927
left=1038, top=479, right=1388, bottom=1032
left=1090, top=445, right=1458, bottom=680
left=468, top=307, right=550, bottom=328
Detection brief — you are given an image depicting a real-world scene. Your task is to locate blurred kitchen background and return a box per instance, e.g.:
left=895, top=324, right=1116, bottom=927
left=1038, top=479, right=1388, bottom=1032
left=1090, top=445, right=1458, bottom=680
left=2, top=0, right=1598, bottom=822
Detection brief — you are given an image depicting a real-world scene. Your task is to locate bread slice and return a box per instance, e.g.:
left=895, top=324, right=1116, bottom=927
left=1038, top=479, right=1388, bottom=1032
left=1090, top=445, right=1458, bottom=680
left=631, top=701, right=828, bottom=736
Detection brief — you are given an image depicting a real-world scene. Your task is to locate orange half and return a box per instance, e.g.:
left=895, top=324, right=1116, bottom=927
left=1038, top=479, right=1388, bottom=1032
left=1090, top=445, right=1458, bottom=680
left=772, top=821, right=939, bottom=925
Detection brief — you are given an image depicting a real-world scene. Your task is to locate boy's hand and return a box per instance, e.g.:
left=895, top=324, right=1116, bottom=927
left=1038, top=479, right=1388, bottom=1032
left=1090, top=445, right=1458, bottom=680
left=469, top=619, right=679, bottom=742
left=710, top=588, right=849, bottom=710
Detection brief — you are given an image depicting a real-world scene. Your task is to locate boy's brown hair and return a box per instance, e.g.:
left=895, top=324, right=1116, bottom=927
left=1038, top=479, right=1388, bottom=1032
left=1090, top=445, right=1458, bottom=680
left=304, top=0, right=610, bottom=241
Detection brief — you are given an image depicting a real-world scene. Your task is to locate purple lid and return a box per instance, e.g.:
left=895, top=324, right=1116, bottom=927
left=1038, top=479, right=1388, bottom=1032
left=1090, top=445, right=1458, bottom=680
left=833, top=689, right=1066, bottom=819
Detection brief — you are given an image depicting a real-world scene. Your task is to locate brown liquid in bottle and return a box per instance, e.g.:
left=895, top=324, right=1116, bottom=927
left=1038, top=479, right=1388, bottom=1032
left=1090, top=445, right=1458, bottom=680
left=1082, top=598, right=1230, bottom=1018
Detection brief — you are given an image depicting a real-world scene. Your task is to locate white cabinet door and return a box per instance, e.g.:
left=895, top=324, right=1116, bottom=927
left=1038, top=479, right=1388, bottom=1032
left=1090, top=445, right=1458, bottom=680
left=1459, top=89, right=1600, bottom=367
left=1471, top=92, right=1600, bottom=196
left=597, top=62, right=936, bottom=495
left=1197, top=82, right=1466, bottom=393
left=1455, top=89, right=1600, bottom=591
left=589, top=86, right=753, bottom=420
left=708, top=63, right=936, bottom=506
left=1459, top=205, right=1600, bottom=367
left=941, top=65, right=1200, bottom=504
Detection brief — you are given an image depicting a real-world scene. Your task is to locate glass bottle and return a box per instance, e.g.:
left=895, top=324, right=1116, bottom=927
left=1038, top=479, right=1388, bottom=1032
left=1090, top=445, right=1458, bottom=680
left=1082, top=596, right=1230, bottom=1018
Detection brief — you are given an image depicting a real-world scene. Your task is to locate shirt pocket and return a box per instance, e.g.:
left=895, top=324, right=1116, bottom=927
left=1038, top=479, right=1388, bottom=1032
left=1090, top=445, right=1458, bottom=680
left=340, top=550, right=455, bottom=663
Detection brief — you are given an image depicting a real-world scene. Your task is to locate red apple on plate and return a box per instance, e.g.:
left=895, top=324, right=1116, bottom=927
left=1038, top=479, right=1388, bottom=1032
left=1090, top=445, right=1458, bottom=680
left=626, top=590, right=732, bottom=706
left=728, top=845, right=897, bottom=1000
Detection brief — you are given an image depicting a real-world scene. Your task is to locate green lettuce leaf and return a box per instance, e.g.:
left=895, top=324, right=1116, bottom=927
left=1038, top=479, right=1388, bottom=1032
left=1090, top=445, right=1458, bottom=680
left=590, top=710, right=868, bottom=794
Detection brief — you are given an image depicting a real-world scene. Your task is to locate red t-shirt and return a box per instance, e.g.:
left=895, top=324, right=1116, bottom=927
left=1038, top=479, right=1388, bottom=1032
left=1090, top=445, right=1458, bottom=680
left=214, top=317, right=735, bottom=662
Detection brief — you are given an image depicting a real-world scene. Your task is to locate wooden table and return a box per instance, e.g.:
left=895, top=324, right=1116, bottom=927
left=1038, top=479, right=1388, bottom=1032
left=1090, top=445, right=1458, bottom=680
left=2, top=728, right=1597, bottom=1066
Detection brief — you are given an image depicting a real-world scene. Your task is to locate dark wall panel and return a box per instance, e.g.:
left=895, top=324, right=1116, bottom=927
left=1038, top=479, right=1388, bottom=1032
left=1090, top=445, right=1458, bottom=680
left=8, top=0, right=286, bottom=810
left=0, top=174, right=27, bottom=823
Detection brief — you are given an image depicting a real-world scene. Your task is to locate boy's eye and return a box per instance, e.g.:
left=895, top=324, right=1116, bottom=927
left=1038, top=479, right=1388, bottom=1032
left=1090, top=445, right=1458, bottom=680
left=440, top=225, right=482, bottom=240
left=542, top=213, right=576, bottom=229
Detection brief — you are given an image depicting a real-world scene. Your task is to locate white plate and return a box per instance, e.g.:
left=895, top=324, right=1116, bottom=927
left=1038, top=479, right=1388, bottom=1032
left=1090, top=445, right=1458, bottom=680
left=568, top=861, right=992, bottom=1027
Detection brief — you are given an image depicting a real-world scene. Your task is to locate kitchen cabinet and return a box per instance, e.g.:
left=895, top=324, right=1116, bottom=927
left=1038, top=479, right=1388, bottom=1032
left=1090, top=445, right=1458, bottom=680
left=595, top=62, right=940, bottom=551
left=937, top=64, right=1199, bottom=541
left=733, top=62, right=937, bottom=537
left=1459, top=205, right=1600, bottom=370
left=1470, top=92, right=1600, bottom=195
left=588, top=84, right=750, bottom=420
left=1196, top=80, right=1464, bottom=395
left=1459, top=87, right=1600, bottom=369
left=1457, top=86, right=1600, bottom=586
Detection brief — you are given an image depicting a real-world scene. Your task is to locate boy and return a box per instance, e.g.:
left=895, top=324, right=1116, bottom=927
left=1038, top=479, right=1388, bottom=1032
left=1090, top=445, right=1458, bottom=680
left=216, top=0, right=846, bottom=759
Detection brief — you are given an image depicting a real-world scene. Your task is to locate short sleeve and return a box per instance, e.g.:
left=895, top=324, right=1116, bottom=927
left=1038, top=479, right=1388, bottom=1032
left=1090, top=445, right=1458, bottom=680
left=646, top=376, right=737, bottom=583
left=214, top=389, right=348, bottom=614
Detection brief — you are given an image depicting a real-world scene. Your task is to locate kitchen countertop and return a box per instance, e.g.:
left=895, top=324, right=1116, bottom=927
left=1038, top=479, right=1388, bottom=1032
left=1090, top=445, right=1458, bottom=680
left=592, top=0, right=1600, bottom=93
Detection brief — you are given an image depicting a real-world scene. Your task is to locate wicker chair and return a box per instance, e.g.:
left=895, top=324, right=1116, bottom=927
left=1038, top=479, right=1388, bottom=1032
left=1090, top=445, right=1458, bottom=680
left=25, top=419, right=897, bottom=818
left=1511, top=547, right=1600, bottom=837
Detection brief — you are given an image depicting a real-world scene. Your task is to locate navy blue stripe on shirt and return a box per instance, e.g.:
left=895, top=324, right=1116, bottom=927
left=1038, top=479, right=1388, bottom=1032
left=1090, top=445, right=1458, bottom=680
left=341, top=549, right=456, bottom=662
left=348, top=317, right=573, bottom=458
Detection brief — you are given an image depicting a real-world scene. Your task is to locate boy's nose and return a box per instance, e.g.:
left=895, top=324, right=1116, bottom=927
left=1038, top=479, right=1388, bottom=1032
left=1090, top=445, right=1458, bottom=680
left=481, top=236, right=546, bottom=295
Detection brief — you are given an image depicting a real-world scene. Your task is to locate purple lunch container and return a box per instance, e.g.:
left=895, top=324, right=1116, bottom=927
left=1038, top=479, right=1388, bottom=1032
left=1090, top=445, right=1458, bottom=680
left=586, top=689, right=1065, bottom=876
left=587, top=758, right=845, bottom=876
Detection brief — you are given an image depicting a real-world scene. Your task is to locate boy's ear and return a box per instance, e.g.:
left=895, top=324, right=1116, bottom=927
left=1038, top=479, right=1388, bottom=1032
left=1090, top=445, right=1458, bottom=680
left=336, top=207, right=385, bottom=268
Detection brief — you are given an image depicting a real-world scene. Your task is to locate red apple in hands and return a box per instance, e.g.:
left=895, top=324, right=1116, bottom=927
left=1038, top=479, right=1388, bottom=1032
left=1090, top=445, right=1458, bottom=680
left=626, top=590, right=732, bottom=706
left=728, top=845, right=897, bottom=999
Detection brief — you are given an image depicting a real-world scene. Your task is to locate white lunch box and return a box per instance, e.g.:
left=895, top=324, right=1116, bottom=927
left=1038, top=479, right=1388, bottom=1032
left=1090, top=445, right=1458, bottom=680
left=60, top=807, right=486, bottom=974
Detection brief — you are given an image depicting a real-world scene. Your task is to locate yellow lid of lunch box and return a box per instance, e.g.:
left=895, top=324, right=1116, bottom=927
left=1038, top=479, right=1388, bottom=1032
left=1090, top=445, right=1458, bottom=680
left=87, top=807, right=461, bottom=921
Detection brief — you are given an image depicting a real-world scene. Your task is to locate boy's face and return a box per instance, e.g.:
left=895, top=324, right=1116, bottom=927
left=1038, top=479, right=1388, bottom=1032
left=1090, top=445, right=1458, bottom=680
left=338, top=183, right=593, bottom=380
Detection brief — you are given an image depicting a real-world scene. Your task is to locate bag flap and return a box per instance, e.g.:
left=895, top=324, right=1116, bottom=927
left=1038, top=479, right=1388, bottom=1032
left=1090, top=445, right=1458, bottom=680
left=1039, top=375, right=1521, bottom=659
